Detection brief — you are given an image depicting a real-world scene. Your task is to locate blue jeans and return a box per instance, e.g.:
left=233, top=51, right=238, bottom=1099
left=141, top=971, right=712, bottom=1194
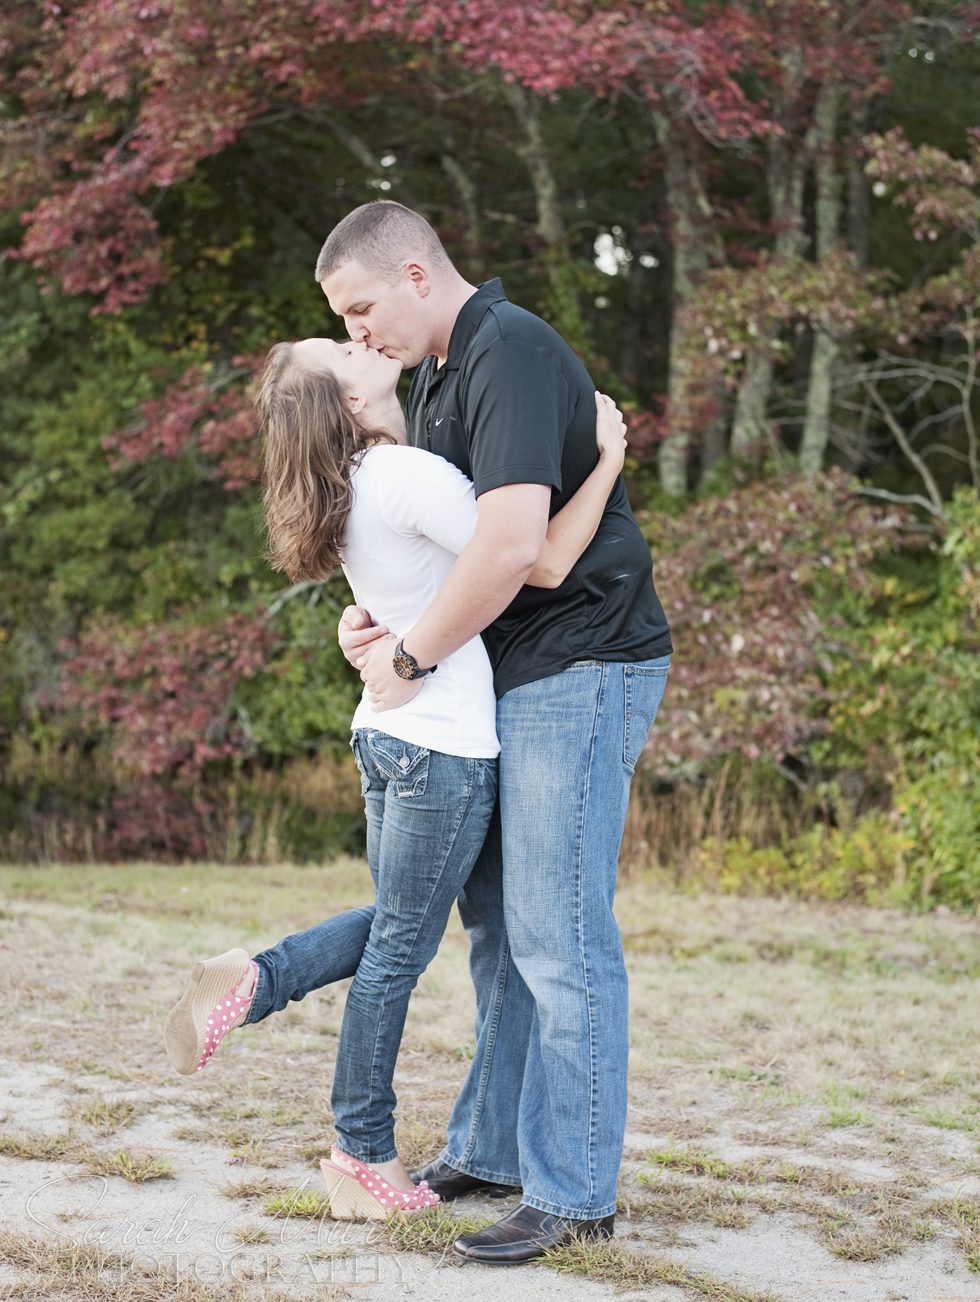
left=245, top=728, right=497, bottom=1164
left=440, top=656, right=670, bottom=1219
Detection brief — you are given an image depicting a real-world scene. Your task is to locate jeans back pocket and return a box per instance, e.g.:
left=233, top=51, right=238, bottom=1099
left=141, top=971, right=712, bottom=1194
left=623, top=661, right=670, bottom=773
left=364, top=730, right=431, bottom=798
left=350, top=733, right=371, bottom=797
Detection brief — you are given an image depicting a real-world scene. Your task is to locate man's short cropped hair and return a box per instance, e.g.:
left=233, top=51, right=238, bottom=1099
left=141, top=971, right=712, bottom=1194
left=315, top=201, right=453, bottom=284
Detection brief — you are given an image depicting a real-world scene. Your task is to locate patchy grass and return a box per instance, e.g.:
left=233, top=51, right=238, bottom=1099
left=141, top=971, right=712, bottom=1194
left=0, top=1228, right=296, bottom=1301
left=821, top=1107, right=873, bottom=1128
left=915, top=1107, right=980, bottom=1133
left=1, top=860, right=978, bottom=1295
left=628, top=1173, right=759, bottom=1230
left=380, top=1207, right=493, bottom=1256
left=0, top=1129, right=80, bottom=1162
left=648, top=1141, right=740, bottom=1180
left=0, top=1128, right=171, bottom=1184
left=934, top=1196, right=980, bottom=1273
left=229, top=1222, right=274, bottom=1245
left=80, top=1147, right=175, bottom=1182
left=387, top=1112, right=448, bottom=1171
left=70, top=1092, right=140, bottom=1135
left=630, top=1143, right=970, bottom=1267
left=219, top=1174, right=282, bottom=1200
left=262, top=1187, right=332, bottom=1220
left=545, top=1237, right=779, bottom=1302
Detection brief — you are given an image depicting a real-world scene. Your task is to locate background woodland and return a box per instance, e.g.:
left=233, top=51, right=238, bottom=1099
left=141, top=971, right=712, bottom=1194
left=1, top=0, right=977, bottom=908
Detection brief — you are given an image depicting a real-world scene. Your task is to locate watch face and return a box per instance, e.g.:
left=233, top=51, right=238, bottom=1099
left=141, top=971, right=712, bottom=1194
left=392, top=649, right=418, bottom=681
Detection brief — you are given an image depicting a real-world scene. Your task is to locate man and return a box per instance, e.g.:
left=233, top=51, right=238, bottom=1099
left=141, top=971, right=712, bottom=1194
left=317, top=200, right=671, bottom=1264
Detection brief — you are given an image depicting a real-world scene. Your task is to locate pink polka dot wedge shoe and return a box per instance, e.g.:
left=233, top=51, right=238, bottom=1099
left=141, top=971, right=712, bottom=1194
left=320, top=1149, right=440, bottom=1221
left=164, top=947, right=257, bottom=1076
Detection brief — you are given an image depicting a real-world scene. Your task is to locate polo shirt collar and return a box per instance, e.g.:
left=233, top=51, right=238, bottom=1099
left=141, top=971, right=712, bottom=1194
left=443, top=279, right=507, bottom=371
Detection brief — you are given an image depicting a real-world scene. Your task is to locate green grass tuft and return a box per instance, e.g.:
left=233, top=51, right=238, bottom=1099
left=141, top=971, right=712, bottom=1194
left=381, top=1207, right=494, bottom=1257
left=262, top=1188, right=331, bottom=1219
left=647, top=1142, right=735, bottom=1180
left=0, top=1129, right=80, bottom=1162
left=545, top=1236, right=779, bottom=1302
left=81, top=1148, right=174, bottom=1183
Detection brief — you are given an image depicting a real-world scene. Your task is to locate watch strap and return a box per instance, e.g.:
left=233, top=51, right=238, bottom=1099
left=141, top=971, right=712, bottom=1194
left=393, top=638, right=437, bottom=680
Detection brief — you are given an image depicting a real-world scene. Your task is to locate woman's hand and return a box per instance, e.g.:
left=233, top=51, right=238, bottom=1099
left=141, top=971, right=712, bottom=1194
left=338, top=605, right=389, bottom=668
left=594, top=391, right=627, bottom=475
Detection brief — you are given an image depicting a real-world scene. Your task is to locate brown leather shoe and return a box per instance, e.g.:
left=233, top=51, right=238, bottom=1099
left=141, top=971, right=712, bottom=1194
left=410, top=1157, right=520, bottom=1201
left=453, top=1202, right=614, bottom=1264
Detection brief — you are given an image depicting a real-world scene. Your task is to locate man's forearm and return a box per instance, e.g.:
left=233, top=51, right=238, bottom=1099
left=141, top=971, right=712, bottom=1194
left=402, top=534, right=537, bottom=668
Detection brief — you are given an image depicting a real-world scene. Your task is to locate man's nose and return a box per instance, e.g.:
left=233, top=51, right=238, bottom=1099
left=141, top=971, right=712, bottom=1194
left=348, top=322, right=370, bottom=343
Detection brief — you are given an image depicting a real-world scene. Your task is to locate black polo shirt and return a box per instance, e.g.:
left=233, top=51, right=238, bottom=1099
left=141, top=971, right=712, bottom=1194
left=406, top=279, right=672, bottom=697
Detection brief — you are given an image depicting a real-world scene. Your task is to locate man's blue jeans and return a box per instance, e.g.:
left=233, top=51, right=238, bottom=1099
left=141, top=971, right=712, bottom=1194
left=440, top=656, right=670, bottom=1219
left=244, top=729, right=497, bottom=1164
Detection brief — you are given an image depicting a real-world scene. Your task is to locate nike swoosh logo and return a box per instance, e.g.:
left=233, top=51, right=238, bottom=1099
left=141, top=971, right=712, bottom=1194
left=435, top=417, right=444, bottom=426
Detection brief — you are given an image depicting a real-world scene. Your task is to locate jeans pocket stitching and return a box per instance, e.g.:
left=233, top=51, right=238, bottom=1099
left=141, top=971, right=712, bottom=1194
left=350, top=734, right=371, bottom=796
left=365, top=732, right=431, bottom=797
left=623, top=669, right=669, bottom=772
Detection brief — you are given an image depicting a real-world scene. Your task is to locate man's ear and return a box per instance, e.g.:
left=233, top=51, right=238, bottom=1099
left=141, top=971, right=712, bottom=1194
left=404, top=261, right=431, bottom=299
left=347, top=393, right=365, bottom=415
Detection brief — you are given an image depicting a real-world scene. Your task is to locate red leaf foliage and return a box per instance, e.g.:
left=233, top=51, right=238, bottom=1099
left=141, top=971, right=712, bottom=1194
left=105, top=355, right=263, bottom=488
left=643, top=470, right=911, bottom=774
left=6, top=0, right=910, bottom=309
left=57, top=612, right=274, bottom=781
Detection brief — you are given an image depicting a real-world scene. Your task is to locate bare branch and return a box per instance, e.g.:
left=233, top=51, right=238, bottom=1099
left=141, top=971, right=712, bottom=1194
left=861, top=379, right=946, bottom=518
left=262, top=580, right=340, bottom=621
left=854, top=485, right=945, bottom=519
left=919, top=443, right=975, bottom=466
left=959, top=312, right=979, bottom=489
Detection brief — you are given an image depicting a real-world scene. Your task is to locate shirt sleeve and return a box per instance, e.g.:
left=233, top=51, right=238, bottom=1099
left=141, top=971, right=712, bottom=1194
left=376, top=446, right=478, bottom=555
left=459, top=338, right=569, bottom=497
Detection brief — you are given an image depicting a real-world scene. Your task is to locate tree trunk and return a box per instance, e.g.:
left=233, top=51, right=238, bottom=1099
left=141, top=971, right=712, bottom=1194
left=836, top=96, right=871, bottom=473
left=500, top=80, right=565, bottom=247
left=731, top=351, right=775, bottom=458
left=500, top=80, right=595, bottom=356
left=731, top=112, right=808, bottom=465
left=441, top=152, right=483, bottom=278
left=800, top=82, right=843, bottom=478
left=846, top=98, right=871, bottom=269
left=653, top=111, right=725, bottom=497
left=698, top=413, right=729, bottom=486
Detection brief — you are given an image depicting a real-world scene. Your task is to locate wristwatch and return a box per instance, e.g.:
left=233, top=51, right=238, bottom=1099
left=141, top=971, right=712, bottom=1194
left=392, top=638, right=437, bottom=682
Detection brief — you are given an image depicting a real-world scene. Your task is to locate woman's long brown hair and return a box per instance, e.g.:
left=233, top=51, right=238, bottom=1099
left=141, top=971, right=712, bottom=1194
left=255, top=342, right=394, bottom=580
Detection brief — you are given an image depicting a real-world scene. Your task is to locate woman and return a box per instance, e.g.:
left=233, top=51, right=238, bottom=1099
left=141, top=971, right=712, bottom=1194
left=163, top=337, right=628, bottom=1220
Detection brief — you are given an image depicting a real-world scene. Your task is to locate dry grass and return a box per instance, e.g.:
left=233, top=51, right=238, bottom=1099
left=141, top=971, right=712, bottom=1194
left=620, top=762, right=796, bottom=875
left=219, top=1175, right=282, bottom=1201
left=0, top=1228, right=301, bottom=1302
left=934, top=1196, right=980, bottom=1273
left=261, top=1188, right=332, bottom=1220
left=385, top=1113, right=450, bottom=1171
left=228, top=1222, right=273, bottom=1246
left=0, top=860, right=978, bottom=1295
left=379, top=1207, right=493, bottom=1257
left=0, top=1129, right=172, bottom=1184
left=79, top=1148, right=175, bottom=1183
left=546, top=1237, right=779, bottom=1302
left=626, top=1173, right=760, bottom=1230
left=629, top=1145, right=970, bottom=1268
left=0, top=1129, right=81, bottom=1162
left=69, top=1093, right=141, bottom=1135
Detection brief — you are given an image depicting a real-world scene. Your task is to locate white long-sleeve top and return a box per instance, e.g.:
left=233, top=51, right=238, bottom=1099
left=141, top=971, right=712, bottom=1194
left=341, top=443, right=500, bottom=758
